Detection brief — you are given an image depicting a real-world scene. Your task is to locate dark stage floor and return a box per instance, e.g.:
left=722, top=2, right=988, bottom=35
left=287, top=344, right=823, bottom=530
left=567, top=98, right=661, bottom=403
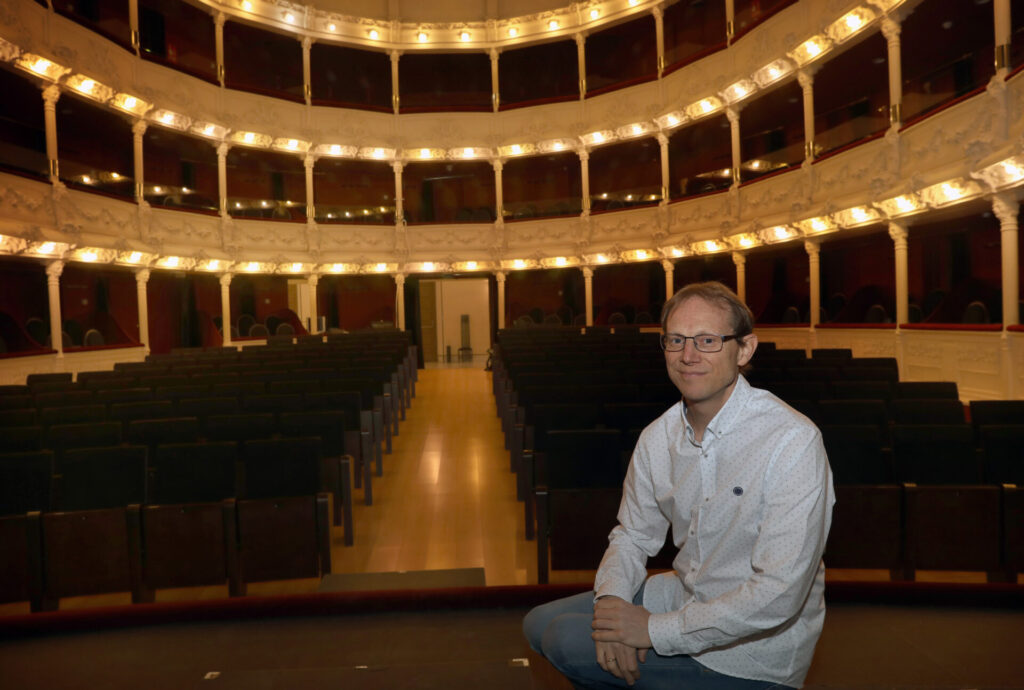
left=1, top=587, right=1023, bottom=689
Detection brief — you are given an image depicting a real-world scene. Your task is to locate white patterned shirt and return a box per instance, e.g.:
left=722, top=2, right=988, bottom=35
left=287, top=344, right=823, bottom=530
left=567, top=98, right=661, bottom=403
left=594, top=375, right=834, bottom=687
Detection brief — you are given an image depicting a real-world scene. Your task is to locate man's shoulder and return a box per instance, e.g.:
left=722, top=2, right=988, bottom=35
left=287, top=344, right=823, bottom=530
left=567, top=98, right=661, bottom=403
left=742, top=382, right=820, bottom=435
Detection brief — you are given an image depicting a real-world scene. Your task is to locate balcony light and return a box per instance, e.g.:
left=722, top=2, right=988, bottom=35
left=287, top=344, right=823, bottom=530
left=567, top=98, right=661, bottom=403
left=877, top=193, right=925, bottom=217
left=206, top=259, right=220, bottom=271
left=78, top=250, right=99, bottom=262
left=759, top=226, right=798, bottom=243
left=790, top=36, right=832, bottom=66
left=331, top=263, right=346, bottom=273
left=834, top=205, right=881, bottom=228
left=241, top=0, right=252, bottom=10
left=161, top=256, right=180, bottom=268
left=696, top=240, right=725, bottom=254
left=555, top=257, right=567, bottom=266
left=729, top=234, right=757, bottom=249
left=548, top=20, right=559, bottom=30
left=617, top=123, right=650, bottom=139
left=422, top=262, right=435, bottom=272
left=508, top=27, right=519, bottom=37
left=465, top=261, right=478, bottom=270
left=16, top=54, right=70, bottom=81
left=113, top=93, right=150, bottom=115
left=284, top=12, right=295, bottom=23
left=128, top=252, right=143, bottom=263
left=722, top=79, right=756, bottom=104
left=513, top=259, right=527, bottom=269
left=459, top=31, right=470, bottom=42
left=232, top=131, right=271, bottom=147
left=827, top=7, right=877, bottom=45
left=273, top=137, right=309, bottom=153
left=972, top=155, right=1024, bottom=190
left=245, top=262, right=261, bottom=272
left=417, top=32, right=428, bottom=42
left=753, top=59, right=794, bottom=88
left=656, top=112, right=686, bottom=129
left=920, top=178, right=983, bottom=208
left=376, top=263, right=388, bottom=272
left=685, top=97, right=723, bottom=119
left=366, top=28, right=378, bottom=39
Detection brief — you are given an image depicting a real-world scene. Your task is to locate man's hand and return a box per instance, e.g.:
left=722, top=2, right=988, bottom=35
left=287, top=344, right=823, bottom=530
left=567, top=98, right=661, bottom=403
left=594, top=640, right=647, bottom=686
left=591, top=595, right=653, bottom=650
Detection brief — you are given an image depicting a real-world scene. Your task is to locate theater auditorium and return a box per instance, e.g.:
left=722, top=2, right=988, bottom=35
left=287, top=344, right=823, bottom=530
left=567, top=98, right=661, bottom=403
left=0, top=0, right=1023, bottom=687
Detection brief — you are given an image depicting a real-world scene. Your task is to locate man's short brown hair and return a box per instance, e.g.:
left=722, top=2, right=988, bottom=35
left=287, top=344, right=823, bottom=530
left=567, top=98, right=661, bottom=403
left=660, top=281, right=755, bottom=342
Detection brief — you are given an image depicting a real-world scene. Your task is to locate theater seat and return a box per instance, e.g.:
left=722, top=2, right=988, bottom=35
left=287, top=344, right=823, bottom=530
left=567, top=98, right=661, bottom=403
left=904, top=485, right=1002, bottom=580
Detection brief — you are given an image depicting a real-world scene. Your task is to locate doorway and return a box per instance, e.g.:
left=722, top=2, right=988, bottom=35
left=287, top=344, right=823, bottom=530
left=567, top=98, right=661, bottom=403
left=419, top=278, right=491, bottom=364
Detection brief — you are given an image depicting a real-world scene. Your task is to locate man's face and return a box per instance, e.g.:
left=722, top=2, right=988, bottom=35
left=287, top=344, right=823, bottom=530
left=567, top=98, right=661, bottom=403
left=664, top=297, right=757, bottom=414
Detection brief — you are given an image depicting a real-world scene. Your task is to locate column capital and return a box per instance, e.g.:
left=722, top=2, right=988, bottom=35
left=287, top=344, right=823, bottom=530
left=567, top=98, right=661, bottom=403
left=307, top=273, right=320, bottom=287
left=581, top=266, right=594, bottom=279
left=304, top=154, right=316, bottom=169
left=219, top=272, right=233, bottom=287
left=577, top=149, right=589, bottom=162
left=46, top=259, right=64, bottom=278
left=881, top=17, right=901, bottom=41
left=725, top=107, right=741, bottom=124
left=660, top=259, right=675, bottom=272
left=42, top=84, right=61, bottom=106
left=135, top=268, right=150, bottom=284
left=797, top=69, right=814, bottom=89
left=656, top=132, right=669, bottom=147
left=390, top=49, right=402, bottom=63
left=302, top=36, right=313, bottom=51
left=888, top=221, right=909, bottom=244
left=489, top=47, right=500, bottom=60
left=215, top=11, right=226, bottom=27
left=392, top=161, right=404, bottom=174
left=731, top=251, right=746, bottom=266
left=394, top=272, right=406, bottom=287
left=650, top=5, right=663, bottom=20
left=217, top=142, right=230, bottom=157
left=132, top=119, right=148, bottom=137
left=492, top=159, right=504, bottom=172
left=992, top=192, right=1021, bottom=227
left=803, top=239, right=820, bottom=256
left=494, top=270, right=506, bottom=283
left=574, top=33, right=586, bottom=48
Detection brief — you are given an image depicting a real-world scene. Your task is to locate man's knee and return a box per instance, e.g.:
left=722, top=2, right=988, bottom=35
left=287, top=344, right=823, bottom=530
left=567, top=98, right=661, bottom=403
left=523, top=604, right=549, bottom=654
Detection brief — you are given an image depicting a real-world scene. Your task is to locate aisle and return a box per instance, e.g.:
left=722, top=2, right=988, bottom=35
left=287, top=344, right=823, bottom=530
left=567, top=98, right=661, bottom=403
left=330, top=366, right=544, bottom=586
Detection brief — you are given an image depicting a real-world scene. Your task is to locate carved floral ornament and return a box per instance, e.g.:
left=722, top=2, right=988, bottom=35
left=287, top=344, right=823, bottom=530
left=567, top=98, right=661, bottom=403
left=2, top=2, right=1024, bottom=277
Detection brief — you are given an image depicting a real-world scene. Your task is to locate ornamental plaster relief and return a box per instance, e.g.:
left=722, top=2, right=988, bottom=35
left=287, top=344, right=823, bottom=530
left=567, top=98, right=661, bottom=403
left=0, top=175, right=54, bottom=222
left=900, top=94, right=1000, bottom=177
left=735, top=170, right=805, bottom=221
left=504, top=216, right=579, bottom=250
left=589, top=206, right=660, bottom=245
left=228, top=219, right=307, bottom=251
left=318, top=225, right=395, bottom=253
left=0, top=1, right=44, bottom=52
left=147, top=209, right=222, bottom=248
left=53, top=188, right=139, bottom=244
left=811, top=138, right=893, bottom=202
left=666, top=193, right=732, bottom=235
left=405, top=224, right=493, bottom=252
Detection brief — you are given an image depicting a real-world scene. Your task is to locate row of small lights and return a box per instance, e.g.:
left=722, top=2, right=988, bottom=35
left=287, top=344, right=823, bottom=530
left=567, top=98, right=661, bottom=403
left=2, top=0, right=906, bottom=166
left=4, top=155, right=1023, bottom=275
left=235, top=0, right=646, bottom=45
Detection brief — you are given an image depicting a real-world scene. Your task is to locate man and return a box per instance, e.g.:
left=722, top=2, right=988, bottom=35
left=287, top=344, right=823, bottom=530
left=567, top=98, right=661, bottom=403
left=524, top=281, right=834, bottom=689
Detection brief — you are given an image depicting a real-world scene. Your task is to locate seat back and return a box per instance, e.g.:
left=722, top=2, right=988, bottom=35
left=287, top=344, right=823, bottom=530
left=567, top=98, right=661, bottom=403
left=57, top=445, right=148, bottom=510
left=890, top=424, right=979, bottom=484
left=0, top=450, right=53, bottom=515
left=150, top=442, right=238, bottom=504
left=241, top=437, right=322, bottom=499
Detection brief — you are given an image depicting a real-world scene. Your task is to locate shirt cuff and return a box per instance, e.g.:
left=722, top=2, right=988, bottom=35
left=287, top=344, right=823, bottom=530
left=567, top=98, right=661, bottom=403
left=648, top=610, right=683, bottom=656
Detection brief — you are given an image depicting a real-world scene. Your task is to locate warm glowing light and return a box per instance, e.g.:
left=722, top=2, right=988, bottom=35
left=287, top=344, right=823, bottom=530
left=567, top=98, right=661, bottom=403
left=552, top=142, right=564, bottom=151
left=284, top=13, right=295, bottom=23
left=39, top=242, right=56, bottom=254
left=844, top=13, right=864, bottom=31
left=511, top=144, right=522, bottom=155
left=153, top=186, right=163, bottom=193
left=1003, top=161, right=1024, bottom=179
left=773, top=227, right=790, bottom=240
left=204, top=125, right=215, bottom=136
left=243, top=132, right=255, bottom=143
left=373, top=148, right=385, bottom=159
left=513, top=259, right=526, bottom=269
left=554, top=256, right=567, bottom=266
left=597, top=254, right=608, bottom=263
left=629, top=0, right=639, bottom=5
left=810, top=218, right=829, bottom=232
left=290, top=263, right=303, bottom=273
left=671, top=248, right=683, bottom=257
left=508, top=27, right=518, bottom=37
left=261, top=201, right=269, bottom=208
left=241, top=0, right=252, bottom=10
left=466, top=261, right=478, bottom=270
left=940, top=183, right=964, bottom=201
left=345, top=211, right=352, bottom=218
left=464, top=147, right=474, bottom=157
left=246, top=262, right=260, bottom=272
left=667, top=115, right=679, bottom=126
left=376, top=263, right=387, bottom=272
left=850, top=207, right=871, bottom=223
left=635, top=249, right=648, bottom=260
left=631, top=124, right=643, bottom=135
left=123, top=96, right=137, bottom=109
left=163, top=256, right=179, bottom=268
left=82, top=175, right=93, bottom=184
left=804, top=40, right=822, bottom=58
left=548, top=20, right=559, bottom=30
left=369, top=29, right=378, bottom=39
left=625, top=194, right=634, bottom=201
left=590, top=9, right=600, bottom=19
left=161, top=112, right=174, bottom=124
left=207, top=259, right=220, bottom=270
left=329, top=23, right=337, bottom=32
left=182, top=187, right=191, bottom=194
left=895, top=196, right=916, bottom=213
left=128, top=251, right=142, bottom=263
left=287, top=139, right=298, bottom=150
left=111, top=172, right=120, bottom=179
left=420, top=148, right=431, bottom=158
left=592, top=132, right=605, bottom=143
left=417, top=32, right=428, bottom=42
left=768, top=67, right=781, bottom=79
left=423, top=262, right=435, bottom=272
left=459, top=31, right=470, bottom=41
left=235, top=202, right=242, bottom=209
left=31, top=59, right=50, bottom=74
left=600, top=193, right=608, bottom=199
left=699, top=99, right=714, bottom=113
left=80, top=250, right=98, bottom=262
left=330, top=145, right=341, bottom=155
left=79, top=79, right=95, bottom=93
left=728, top=83, right=748, bottom=100
left=738, top=237, right=754, bottom=248
left=331, top=263, right=344, bottom=273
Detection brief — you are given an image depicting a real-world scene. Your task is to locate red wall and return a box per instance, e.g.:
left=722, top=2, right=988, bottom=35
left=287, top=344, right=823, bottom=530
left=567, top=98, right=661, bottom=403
left=316, top=274, right=396, bottom=330
left=505, top=268, right=583, bottom=322
left=0, top=259, right=49, bottom=330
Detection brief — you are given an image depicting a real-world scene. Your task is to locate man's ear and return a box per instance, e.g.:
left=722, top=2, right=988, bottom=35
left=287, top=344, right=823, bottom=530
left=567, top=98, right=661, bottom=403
left=736, top=333, right=757, bottom=368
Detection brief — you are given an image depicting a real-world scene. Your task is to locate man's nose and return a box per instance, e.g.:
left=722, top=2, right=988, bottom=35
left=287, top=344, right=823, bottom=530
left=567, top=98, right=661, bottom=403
left=679, top=338, right=702, bottom=362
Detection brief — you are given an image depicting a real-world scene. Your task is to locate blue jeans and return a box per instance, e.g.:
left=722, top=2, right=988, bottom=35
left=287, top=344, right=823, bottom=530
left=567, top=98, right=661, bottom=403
left=523, top=588, right=792, bottom=690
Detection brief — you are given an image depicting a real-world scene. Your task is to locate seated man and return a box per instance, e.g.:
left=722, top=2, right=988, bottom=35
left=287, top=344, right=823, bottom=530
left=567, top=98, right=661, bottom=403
left=524, top=281, right=834, bottom=689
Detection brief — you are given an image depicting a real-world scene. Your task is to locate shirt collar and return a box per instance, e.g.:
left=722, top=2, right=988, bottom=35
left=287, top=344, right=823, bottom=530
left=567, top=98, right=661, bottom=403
left=680, top=374, right=752, bottom=443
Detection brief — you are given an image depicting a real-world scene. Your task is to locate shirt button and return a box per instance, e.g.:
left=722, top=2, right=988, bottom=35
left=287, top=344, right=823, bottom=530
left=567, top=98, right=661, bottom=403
left=689, top=529, right=694, bottom=536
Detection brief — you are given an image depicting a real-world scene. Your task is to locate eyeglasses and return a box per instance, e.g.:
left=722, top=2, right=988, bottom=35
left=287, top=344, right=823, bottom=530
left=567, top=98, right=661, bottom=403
left=660, top=333, right=739, bottom=353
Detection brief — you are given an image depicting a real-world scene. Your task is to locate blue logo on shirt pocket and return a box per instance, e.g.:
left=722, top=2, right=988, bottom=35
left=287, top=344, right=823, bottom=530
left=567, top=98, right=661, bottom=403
left=733, top=486, right=744, bottom=496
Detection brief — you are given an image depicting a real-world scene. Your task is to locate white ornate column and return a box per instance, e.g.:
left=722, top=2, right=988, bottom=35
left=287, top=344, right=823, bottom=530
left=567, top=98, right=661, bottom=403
left=582, top=266, right=594, bottom=327
left=390, top=50, right=401, bottom=114
left=575, top=34, right=586, bottom=99
left=805, top=241, right=820, bottom=328
left=995, top=0, right=1011, bottom=76
left=661, top=259, right=675, bottom=302
left=579, top=149, right=591, bottom=213
left=394, top=273, right=406, bottom=330
left=135, top=268, right=150, bottom=353
left=304, top=154, right=315, bottom=221
left=215, top=12, right=226, bottom=87
left=490, top=47, right=500, bottom=112
left=882, top=18, right=902, bottom=127
left=42, top=85, right=60, bottom=182
left=889, top=222, right=909, bottom=325
left=652, top=5, right=665, bottom=76
left=307, top=273, right=320, bottom=333
left=392, top=162, right=404, bottom=224
left=493, top=159, right=504, bottom=221
left=726, top=107, right=741, bottom=187
left=132, top=119, right=147, bottom=201
left=798, top=70, right=815, bottom=162
left=220, top=273, right=233, bottom=346
left=217, top=142, right=229, bottom=216
left=732, top=252, right=746, bottom=305
left=495, top=271, right=506, bottom=329
left=994, top=193, right=1020, bottom=327
left=46, top=260, right=64, bottom=357
left=657, top=133, right=670, bottom=202
left=302, top=37, right=312, bottom=105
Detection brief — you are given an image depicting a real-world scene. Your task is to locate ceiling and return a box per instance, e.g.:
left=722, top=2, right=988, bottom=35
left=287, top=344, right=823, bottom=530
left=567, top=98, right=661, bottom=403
left=300, top=0, right=567, bottom=23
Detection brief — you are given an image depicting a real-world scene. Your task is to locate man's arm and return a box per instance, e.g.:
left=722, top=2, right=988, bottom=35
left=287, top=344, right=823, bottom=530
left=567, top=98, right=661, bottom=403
left=646, top=427, right=832, bottom=657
